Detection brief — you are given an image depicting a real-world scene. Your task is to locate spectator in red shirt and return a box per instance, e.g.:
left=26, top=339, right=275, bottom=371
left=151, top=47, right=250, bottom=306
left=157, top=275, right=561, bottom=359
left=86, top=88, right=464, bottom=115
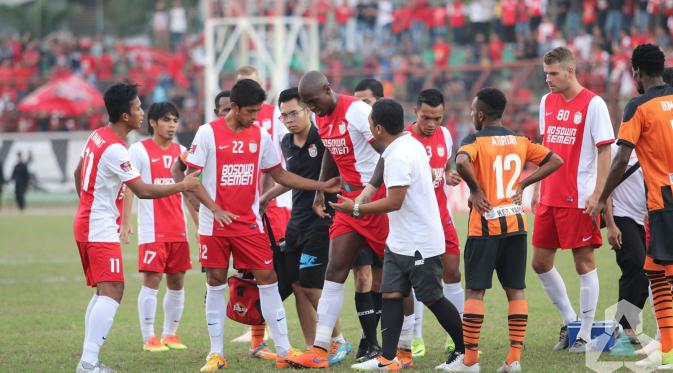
left=448, top=0, right=467, bottom=45
left=433, top=36, right=451, bottom=68
left=431, top=4, right=448, bottom=40
left=501, top=0, right=517, bottom=43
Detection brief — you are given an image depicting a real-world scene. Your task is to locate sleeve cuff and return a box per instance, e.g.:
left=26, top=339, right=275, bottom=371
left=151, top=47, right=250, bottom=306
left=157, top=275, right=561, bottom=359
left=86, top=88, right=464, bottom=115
left=183, top=160, right=204, bottom=170
left=538, top=151, right=554, bottom=166
left=455, top=151, right=473, bottom=162
left=367, top=137, right=376, bottom=144
left=261, top=163, right=282, bottom=172
left=616, top=139, right=635, bottom=148
left=124, top=176, right=141, bottom=185
left=595, top=139, right=615, bottom=148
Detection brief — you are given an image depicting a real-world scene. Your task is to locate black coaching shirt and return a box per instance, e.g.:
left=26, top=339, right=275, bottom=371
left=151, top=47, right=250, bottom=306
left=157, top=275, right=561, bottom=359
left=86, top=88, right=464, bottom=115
left=281, top=125, right=336, bottom=230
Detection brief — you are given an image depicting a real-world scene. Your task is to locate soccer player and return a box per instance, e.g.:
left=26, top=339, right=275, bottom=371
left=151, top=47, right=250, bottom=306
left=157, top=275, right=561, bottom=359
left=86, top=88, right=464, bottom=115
left=119, top=102, right=191, bottom=352
left=73, top=82, right=200, bottom=373
left=259, top=87, right=350, bottom=365
left=450, top=88, right=563, bottom=373
left=286, top=71, right=389, bottom=368
left=329, top=99, right=465, bottom=371
left=184, top=79, right=340, bottom=371
left=531, top=46, right=615, bottom=352
left=589, top=44, right=673, bottom=369
left=406, top=88, right=464, bottom=357
left=351, top=78, right=385, bottom=360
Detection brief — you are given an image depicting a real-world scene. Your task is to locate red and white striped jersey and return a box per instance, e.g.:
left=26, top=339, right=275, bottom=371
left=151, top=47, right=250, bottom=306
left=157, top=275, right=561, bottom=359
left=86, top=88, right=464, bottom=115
left=128, top=139, right=188, bottom=244
left=407, top=124, right=454, bottom=226
left=539, top=88, right=614, bottom=208
left=74, top=126, right=140, bottom=242
left=315, top=95, right=379, bottom=188
left=184, top=117, right=281, bottom=236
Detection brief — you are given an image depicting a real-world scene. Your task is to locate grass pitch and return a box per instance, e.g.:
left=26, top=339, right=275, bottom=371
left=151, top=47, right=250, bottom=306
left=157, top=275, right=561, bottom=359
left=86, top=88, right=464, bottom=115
left=0, top=209, right=655, bottom=372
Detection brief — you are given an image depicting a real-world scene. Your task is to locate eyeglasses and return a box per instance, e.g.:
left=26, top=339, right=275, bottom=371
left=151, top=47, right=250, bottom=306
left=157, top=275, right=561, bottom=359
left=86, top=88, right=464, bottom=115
left=278, top=108, right=306, bottom=122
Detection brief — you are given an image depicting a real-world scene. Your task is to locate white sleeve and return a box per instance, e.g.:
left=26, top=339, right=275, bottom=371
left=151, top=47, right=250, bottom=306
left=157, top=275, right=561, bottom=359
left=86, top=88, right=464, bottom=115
left=179, top=144, right=187, bottom=153
left=260, top=129, right=281, bottom=171
left=587, top=96, right=615, bottom=146
left=539, top=94, right=549, bottom=136
left=441, top=126, right=453, bottom=158
left=384, top=152, right=412, bottom=188
left=273, top=105, right=289, bottom=143
left=185, top=124, right=211, bottom=169
left=102, top=143, right=140, bottom=183
left=128, top=143, right=145, bottom=173
left=344, top=100, right=374, bottom=143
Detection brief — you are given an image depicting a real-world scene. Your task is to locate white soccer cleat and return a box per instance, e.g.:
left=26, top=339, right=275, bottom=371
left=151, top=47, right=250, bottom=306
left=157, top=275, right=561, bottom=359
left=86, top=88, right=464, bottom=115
left=635, top=350, right=662, bottom=369
left=496, top=361, right=521, bottom=373
left=635, top=339, right=661, bottom=355
left=76, top=361, right=116, bottom=373
left=351, top=356, right=402, bottom=371
left=434, top=352, right=480, bottom=372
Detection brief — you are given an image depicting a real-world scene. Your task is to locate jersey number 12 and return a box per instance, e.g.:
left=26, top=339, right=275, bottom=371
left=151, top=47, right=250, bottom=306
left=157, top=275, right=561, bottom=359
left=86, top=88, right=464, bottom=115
left=493, top=154, right=522, bottom=199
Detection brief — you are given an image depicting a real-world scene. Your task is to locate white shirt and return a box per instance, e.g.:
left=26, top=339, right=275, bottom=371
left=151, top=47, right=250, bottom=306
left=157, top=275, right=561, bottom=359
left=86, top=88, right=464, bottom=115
left=170, top=6, right=187, bottom=33
left=382, top=134, right=444, bottom=257
left=611, top=143, right=647, bottom=225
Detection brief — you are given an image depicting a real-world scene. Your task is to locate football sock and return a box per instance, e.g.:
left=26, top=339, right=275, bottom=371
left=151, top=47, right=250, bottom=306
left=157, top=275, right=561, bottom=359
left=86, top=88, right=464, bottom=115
left=250, top=324, right=266, bottom=349
left=258, top=282, right=291, bottom=357
left=537, top=267, right=577, bottom=325
left=647, top=266, right=673, bottom=352
left=506, top=300, right=528, bottom=364
left=428, top=296, right=465, bottom=354
left=355, top=291, right=380, bottom=349
left=81, top=296, right=119, bottom=365
left=315, top=280, right=345, bottom=350
left=443, top=281, right=465, bottom=319
left=205, top=283, right=227, bottom=355
left=648, top=285, right=661, bottom=340
left=462, top=299, right=484, bottom=365
left=381, top=298, right=404, bottom=360
left=412, top=290, right=425, bottom=339
left=331, top=333, right=346, bottom=344
left=84, top=293, right=99, bottom=341
left=578, top=269, right=599, bottom=341
left=372, top=291, right=383, bottom=326
left=398, top=314, right=415, bottom=350
left=138, top=286, right=159, bottom=342
left=162, top=288, right=184, bottom=338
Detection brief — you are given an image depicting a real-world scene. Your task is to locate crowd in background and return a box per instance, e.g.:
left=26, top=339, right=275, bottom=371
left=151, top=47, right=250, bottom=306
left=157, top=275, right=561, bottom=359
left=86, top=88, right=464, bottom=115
left=2, top=0, right=673, bottom=148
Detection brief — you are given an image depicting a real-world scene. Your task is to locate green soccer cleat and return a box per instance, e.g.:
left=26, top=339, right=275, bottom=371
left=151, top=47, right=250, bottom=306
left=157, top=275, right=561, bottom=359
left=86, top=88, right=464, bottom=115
left=412, top=337, right=426, bottom=357
left=445, top=335, right=456, bottom=353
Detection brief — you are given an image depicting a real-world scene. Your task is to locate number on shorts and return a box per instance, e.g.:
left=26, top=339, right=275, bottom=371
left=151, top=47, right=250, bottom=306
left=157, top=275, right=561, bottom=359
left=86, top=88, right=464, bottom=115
left=493, top=154, right=522, bottom=199
left=143, top=250, right=156, bottom=264
left=200, top=244, right=208, bottom=259
left=109, top=258, right=120, bottom=273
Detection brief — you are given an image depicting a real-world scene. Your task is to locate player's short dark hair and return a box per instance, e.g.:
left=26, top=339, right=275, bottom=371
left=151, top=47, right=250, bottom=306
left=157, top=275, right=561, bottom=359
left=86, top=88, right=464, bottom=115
left=354, top=78, right=383, bottom=98
left=147, top=101, right=179, bottom=135
left=475, top=87, right=507, bottom=120
left=632, top=44, right=665, bottom=77
left=417, top=88, right=444, bottom=108
left=214, top=90, right=230, bottom=108
left=104, top=82, right=139, bottom=123
left=278, top=87, right=303, bottom=107
left=664, top=67, right=673, bottom=87
left=230, top=79, right=266, bottom=108
left=371, top=99, right=404, bottom=135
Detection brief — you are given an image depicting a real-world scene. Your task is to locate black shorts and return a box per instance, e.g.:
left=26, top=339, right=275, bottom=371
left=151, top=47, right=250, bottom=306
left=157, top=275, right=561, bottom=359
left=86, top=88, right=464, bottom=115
left=464, top=234, right=527, bottom=290
left=284, top=221, right=330, bottom=289
left=380, top=247, right=444, bottom=303
left=649, top=211, right=673, bottom=263
left=353, top=246, right=383, bottom=268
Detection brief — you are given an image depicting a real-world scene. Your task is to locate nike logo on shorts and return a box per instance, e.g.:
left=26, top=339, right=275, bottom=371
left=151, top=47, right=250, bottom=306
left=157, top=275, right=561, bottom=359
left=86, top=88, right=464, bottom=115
left=582, top=235, right=592, bottom=242
left=264, top=259, right=273, bottom=264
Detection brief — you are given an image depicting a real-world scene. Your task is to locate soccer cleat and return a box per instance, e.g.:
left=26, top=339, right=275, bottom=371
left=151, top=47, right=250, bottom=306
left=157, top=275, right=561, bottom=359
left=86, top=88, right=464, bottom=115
left=635, top=350, right=662, bottom=368
left=200, top=352, right=227, bottom=372
left=161, top=335, right=187, bottom=350
left=232, top=328, right=269, bottom=343
left=249, top=342, right=277, bottom=360
left=351, top=356, right=402, bottom=371
left=411, top=338, right=426, bottom=357
left=356, top=338, right=369, bottom=360
left=496, top=361, right=521, bottom=373
left=662, top=349, right=673, bottom=366
left=328, top=340, right=351, bottom=366
left=396, top=348, right=413, bottom=369
left=445, top=335, right=456, bottom=353
left=434, top=352, right=479, bottom=372
left=636, top=340, right=661, bottom=355
left=553, top=325, right=569, bottom=351
left=143, top=336, right=170, bottom=352
left=356, top=345, right=382, bottom=363
left=76, top=361, right=116, bottom=373
left=569, top=337, right=588, bottom=353
left=286, top=346, right=329, bottom=368
left=276, top=347, right=303, bottom=368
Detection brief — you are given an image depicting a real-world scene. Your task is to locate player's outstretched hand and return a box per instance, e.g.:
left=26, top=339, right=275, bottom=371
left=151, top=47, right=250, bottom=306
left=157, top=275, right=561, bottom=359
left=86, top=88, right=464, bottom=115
left=321, top=177, right=342, bottom=194
left=313, top=191, right=331, bottom=219
left=530, top=187, right=540, bottom=213
left=329, top=194, right=355, bottom=214
left=446, top=170, right=462, bottom=186
left=607, top=224, right=622, bottom=249
left=470, top=189, right=492, bottom=215
left=512, top=185, right=524, bottom=206
left=182, top=170, right=202, bottom=192
left=213, top=208, right=238, bottom=226
left=120, top=224, right=133, bottom=245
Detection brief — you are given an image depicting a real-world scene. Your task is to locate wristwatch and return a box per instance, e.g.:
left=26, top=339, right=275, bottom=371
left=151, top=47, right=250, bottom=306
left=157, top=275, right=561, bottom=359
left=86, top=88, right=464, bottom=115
left=353, top=203, right=361, bottom=218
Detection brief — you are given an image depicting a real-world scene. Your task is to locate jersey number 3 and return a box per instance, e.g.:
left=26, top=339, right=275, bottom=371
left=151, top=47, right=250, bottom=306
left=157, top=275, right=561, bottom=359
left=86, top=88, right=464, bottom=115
left=493, top=154, right=522, bottom=199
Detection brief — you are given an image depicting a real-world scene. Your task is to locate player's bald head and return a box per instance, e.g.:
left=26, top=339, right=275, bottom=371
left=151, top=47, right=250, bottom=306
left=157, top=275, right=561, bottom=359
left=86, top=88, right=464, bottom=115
left=298, top=71, right=335, bottom=116
left=299, top=71, right=329, bottom=95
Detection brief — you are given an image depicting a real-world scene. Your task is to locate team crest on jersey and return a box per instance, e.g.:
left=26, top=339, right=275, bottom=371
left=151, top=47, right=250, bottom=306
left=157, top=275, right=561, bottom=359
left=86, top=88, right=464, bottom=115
left=308, top=143, right=318, bottom=158
left=249, top=141, right=258, bottom=153
left=120, top=161, right=132, bottom=172
left=262, top=119, right=272, bottom=131
left=338, top=121, right=346, bottom=135
left=573, top=111, right=583, bottom=125
left=437, top=145, right=445, bottom=157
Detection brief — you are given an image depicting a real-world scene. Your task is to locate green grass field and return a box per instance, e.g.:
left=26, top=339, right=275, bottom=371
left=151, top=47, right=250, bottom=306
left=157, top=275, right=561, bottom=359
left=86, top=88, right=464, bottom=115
left=0, top=209, right=656, bottom=372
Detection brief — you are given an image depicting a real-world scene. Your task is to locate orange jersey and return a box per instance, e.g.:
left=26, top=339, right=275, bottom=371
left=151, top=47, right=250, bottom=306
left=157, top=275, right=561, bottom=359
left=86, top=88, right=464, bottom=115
left=457, top=126, right=553, bottom=237
left=618, top=85, right=673, bottom=213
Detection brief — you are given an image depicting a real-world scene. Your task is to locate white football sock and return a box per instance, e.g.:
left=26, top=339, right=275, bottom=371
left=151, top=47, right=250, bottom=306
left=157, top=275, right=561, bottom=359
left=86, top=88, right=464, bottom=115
left=138, top=286, right=159, bottom=342
left=398, top=314, right=415, bottom=350
left=537, top=267, right=577, bottom=325
left=84, top=293, right=98, bottom=341
left=205, top=283, right=227, bottom=355
left=258, top=282, right=291, bottom=357
left=331, top=333, right=346, bottom=344
left=315, top=280, right=346, bottom=349
left=162, top=288, right=185, bottom=337
left=443, top=282, right=465, bottom=319
left=413, top=290, right=424, bottom=339
left=578, top=269, right=599, bottom=341
left=81, top=296, right=119, bottom=365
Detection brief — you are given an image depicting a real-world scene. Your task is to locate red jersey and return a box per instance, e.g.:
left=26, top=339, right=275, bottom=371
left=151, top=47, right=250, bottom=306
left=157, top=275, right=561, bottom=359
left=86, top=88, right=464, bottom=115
left=538, top=89, right=614, bottom=208
left=449, top=1, right=466, bottom=27
left=128, top=139, right=187, bottom=244
left=74, top=127, right=141, bottom=242
left=501, top=0, right=517, bottom=25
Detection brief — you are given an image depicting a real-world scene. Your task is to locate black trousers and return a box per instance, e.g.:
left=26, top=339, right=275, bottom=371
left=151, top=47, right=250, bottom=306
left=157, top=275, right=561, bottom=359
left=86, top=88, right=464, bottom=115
left=15, top=186, right=26, bottom=210
left=614, top=216, right=649, bottom=330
